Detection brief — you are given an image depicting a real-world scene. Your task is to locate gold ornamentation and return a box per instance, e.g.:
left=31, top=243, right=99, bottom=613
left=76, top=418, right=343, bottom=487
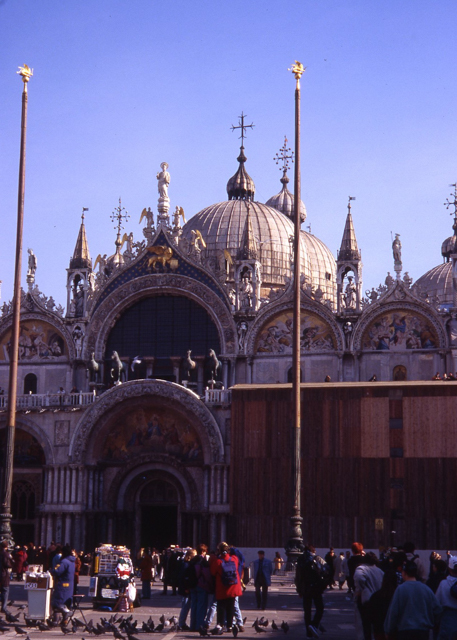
left=191, top=229, right=207, bottom=249
left=147, top=245, right=174, bottom=269
left=17, top=64, right=33, bottom=84
left=289, top=60, right=305, bottom=81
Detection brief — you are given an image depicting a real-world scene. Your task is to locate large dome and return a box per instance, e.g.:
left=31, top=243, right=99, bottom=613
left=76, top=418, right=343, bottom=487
left=182, top=199, right=309, bottom=287
left=182, top=145, right=337, bottom=306
left=413, top=262, right=453, bottom=307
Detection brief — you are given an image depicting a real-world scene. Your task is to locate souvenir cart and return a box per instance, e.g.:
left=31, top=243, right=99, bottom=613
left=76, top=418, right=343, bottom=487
left=25, top=570, right=53, bottom=620
left=90, top=544, right=132, bottom=609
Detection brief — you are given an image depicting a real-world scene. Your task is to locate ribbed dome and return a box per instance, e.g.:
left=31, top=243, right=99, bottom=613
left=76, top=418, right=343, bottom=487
left=301, top=231, right=337, bottom=300
left=413, top=262, right=453, bottom=305
left=266, top=174, right=306, bottom=223
left=182, top=200, right=337, bottom=306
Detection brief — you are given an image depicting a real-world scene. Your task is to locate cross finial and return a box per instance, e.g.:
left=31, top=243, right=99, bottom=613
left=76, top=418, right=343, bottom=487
left=348, top=196, right=356, bottom=214
left=231, top=112, right=254, bottom=147
left=444, top=183, right=457, bottom=220
left=274, top=136, right=294, bottom=176
left=111, top=197, right=130, bottom=238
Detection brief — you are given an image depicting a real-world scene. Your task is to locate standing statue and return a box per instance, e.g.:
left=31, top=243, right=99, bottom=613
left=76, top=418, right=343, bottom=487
left=239, top=274, right=253, bottom=310
left=157, top=162, right=170, bottom=199
left=237, top=321, right=248, bottom=351
left=73, top=283, right=85, bottom=317
left=392, top=233, right=402, bottom=266
left=27, top=248, right=37, bottom=283
left=344, top=276, right=357, bottom=310
left=72, top=326, right=84, bottom=359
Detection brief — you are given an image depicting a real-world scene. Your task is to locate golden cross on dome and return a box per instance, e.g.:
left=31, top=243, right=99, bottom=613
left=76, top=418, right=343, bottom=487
left=274, top=136, right=294, bottom=175
left=231, top=112, right=254, bottom=146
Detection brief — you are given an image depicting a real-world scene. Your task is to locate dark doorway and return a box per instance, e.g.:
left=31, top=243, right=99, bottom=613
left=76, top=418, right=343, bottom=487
left=141, top=505, right=177, bottom=550
left=23, top=373, right=37, bottom=394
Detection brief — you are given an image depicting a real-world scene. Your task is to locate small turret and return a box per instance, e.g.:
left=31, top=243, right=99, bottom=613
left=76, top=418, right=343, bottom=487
left=266, top=136, right=306, bottom=222
left=337, top=197, right=363, bottom=315
left=66, top=208, right=93, bottom=319
left=235, top=203, right=262, bottom=312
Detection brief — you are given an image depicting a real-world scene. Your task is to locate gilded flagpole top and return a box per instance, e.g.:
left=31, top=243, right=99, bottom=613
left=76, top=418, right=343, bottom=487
left=289, top=61, right=305, bottom=87
left=17, top=64, right=33, bottom=90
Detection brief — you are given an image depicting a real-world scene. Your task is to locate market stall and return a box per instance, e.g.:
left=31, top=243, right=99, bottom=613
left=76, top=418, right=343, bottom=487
left=90, top=544, right=134, bottom=610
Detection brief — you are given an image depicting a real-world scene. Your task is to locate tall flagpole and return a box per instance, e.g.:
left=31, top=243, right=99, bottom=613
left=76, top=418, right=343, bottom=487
left=0, top=65, right=33, bottom=545
left=285, top=61, right=305, bottom=564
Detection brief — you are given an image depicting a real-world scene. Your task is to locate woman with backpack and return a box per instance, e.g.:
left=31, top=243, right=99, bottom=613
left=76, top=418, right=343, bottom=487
left=210, top=542, right=243, bottom=632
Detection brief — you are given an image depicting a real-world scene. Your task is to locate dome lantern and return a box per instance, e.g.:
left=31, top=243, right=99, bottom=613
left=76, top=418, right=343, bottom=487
left=266, top=136, right=306, bottom=222
left=227, top=112, right=255, bottom=201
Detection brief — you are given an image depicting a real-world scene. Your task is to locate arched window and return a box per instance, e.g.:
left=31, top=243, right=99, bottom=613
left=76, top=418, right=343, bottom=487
left=105, top=295, right=221, bottom=382
left=23, top=373, right=37, bottom=394
left=393, top=365, right=407, bottom=381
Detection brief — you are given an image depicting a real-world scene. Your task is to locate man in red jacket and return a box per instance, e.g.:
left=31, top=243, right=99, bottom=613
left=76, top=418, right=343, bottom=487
left=210, top=542, right=242, bottom=632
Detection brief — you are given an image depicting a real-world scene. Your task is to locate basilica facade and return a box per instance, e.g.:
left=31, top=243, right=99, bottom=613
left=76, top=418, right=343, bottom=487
left=1, top=135, right=457, bottom=552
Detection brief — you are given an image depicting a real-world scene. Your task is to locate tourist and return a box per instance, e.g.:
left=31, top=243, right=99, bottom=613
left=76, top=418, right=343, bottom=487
left=253, top=550, right=273, bottom=610
left=435, top=554, right=457, bottom=639
left=0, top=540, right=14, bottom=622
left=177, top=548, right=197, bottom=630
left=353, top=552, right=384, bottom=640
left=140, top=548, right=154, bottom=600
left=295, top=544, right=329, bottom=638
left=210, top=542, right=242, bottom=632
left=384, top=560, right=442, bottom=639
left=189, top=544, right=213, bottom=631
left=51, top=544, right=76, bottom=623
left=273, top=551, right=284, bottom=575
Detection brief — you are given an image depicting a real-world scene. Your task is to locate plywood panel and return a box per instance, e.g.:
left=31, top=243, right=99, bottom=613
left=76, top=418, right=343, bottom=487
left=403, top=396, right=457, bottom=457
left=361, top=397, right=389, bottom=457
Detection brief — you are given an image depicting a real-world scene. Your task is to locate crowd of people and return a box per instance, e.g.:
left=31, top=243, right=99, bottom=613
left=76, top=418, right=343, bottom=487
left=296, top=541, right=457, bottom=639
left=2, top=537, right=457, bottom=638
left=0, top=540, right=92, bottom=623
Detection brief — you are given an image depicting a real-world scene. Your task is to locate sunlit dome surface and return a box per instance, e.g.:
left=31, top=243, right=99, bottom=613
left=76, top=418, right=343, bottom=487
left=182, top=145, right=337, bottom=305
left=413, top=262, right=453, bottom=306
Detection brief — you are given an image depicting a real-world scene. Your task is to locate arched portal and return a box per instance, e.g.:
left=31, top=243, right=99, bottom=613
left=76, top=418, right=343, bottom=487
left=117, top=468, right=194, bottom=551
left=71, top=381, right=227, bottom=552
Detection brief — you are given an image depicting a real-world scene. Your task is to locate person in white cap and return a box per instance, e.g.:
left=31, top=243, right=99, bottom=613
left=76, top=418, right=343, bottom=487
left=435, top=554, right=457, bottom=639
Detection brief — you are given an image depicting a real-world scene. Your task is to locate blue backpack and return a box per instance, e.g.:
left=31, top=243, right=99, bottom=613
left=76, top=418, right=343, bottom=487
left=220, top=556, right=238, bottom=586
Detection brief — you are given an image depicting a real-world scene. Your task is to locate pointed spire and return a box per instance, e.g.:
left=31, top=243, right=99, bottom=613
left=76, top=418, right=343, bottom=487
left=70, top=208, right=92, bottom=269
left=237, top=203, right=258, bottom=260
left=338, top=197, right=361, bottom=261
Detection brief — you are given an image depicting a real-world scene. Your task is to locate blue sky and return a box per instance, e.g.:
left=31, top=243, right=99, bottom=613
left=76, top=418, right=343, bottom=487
left=1, top=0, right=457, bottom=306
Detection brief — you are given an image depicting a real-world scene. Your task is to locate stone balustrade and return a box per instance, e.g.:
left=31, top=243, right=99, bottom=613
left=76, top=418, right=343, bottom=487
left=204, top=388, right=232, bottom=404
left=0, top=391, right=97, bottom=410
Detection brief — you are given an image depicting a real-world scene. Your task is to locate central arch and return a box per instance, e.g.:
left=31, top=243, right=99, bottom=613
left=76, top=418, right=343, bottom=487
left=70, top=379, right=225, bottom=463
left=84, top=274, right=237, bottom=360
